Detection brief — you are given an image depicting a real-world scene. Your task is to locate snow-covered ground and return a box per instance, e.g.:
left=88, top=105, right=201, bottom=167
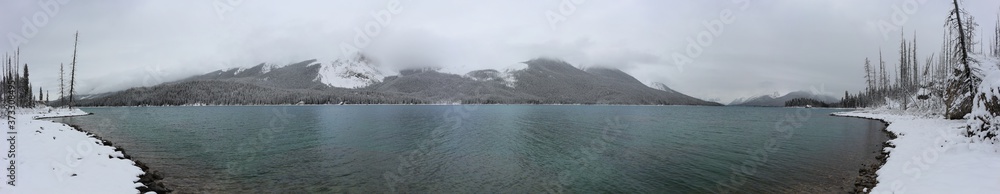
left=834, top=109, right=1000, bottom=194
left=0, top=107, right=146, bottom=194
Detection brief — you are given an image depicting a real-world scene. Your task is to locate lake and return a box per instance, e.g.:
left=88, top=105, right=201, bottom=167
left=52, top=105, right=886, bottom=193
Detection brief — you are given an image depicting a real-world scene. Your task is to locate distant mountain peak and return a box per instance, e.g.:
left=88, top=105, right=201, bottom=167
left=732, top=90, right=839, bottom=107
left=526, top=57, right=567, bottom=64
left=525, top=58, right=577, bottom=70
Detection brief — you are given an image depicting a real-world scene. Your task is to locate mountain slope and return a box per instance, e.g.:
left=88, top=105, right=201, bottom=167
left=505, top=59, right=719, bottom=105
left=71, top=57, right=720, bottom=106
left=182, top=59, right=328, bottom=90
left=372, top=69, right=541, bottom=103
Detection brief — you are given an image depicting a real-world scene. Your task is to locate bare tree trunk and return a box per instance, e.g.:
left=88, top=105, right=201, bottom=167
left=944, top=0, right=977, bottom=119
left=59, top=63, right=64, bottom=106
left=952, top=0, right=971, bottom=89
left=70, top=31, right=78, bottom=108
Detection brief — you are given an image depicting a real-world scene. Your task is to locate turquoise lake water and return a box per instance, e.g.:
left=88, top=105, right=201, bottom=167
left=53, top=105, right=886, bottom=193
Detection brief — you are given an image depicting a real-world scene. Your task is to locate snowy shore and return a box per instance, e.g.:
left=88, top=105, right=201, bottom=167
left=834, top=110, right=1000, bottom=194
left=0, top=107, right=164, bottom=193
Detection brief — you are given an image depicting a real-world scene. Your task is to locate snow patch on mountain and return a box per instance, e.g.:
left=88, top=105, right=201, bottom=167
left=229, top=63, right=282, bottom=75
left=465, top=62, right=529, bottom=88
left=315, top=55, right=385, bottom=89
left=498, top=63, right=528, bottom=88
left=232, top=67, right=247, bottom=74
left=260, top=63, right=280, bottom=74
left=648, top=82, right=676, bottom=94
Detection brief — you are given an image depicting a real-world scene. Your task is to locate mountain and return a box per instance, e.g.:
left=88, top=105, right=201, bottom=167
left=731, top=91, right=839, bottom=107
left=69, top=57, right=720, bottom=106
left=181, top=54, right=386, bottom=90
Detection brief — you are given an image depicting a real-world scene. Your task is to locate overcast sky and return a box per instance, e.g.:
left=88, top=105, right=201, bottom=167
left=2, top=0, right=999, bottom=103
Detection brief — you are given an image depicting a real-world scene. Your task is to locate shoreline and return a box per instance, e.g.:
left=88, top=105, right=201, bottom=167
left=58, top=122, right=173, bottom=193
left=832, top=113, right=895, bottom=193
left=69, top=102, right=726, bottom=108
left=830, top=110, right=1000, bottom=193
left=70, top=104, right=855, bottom=109
left=33, top=112, right=94, bottom=119
left=27, top=108, right=172, bottom=193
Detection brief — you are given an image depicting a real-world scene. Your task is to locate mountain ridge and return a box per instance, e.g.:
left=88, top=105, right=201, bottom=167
left=730, top=91, right=839, bottom=106
left=69, top=57, right=721, bottom=106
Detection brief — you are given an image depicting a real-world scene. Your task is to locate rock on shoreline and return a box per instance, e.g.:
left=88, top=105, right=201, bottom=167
left=830, top=113, right=895, bottom=194
left=852, top=122, right=895, bottom=194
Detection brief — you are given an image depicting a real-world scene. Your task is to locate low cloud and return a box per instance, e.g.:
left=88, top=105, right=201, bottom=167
left=2, top=0, right=998, bottom=102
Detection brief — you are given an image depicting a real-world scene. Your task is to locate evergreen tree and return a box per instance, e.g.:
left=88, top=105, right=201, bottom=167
left=22, top=63, right=31, bottom=107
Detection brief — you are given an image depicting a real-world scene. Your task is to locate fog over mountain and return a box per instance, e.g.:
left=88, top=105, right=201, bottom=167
left=3, top=0, right=1000, bottom=102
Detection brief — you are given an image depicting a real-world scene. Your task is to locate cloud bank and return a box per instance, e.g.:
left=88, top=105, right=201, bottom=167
left=1, top=0, right=998, bottom=102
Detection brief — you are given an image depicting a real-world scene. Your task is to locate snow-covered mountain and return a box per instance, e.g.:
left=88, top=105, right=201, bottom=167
left=314, top=54, right=385, bottom=89
left=76, top=57, right=721, bottom=106
left=365, top=58, right=719, bottom=105
left=181, top=54, right=387, bottom=90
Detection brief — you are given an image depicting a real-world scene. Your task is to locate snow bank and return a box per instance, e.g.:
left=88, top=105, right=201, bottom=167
left=834, top=110, right=1000, bottom=194
left=968, top=54, right=1000, bottom=142
left=0, top=107, right=147, bottom=194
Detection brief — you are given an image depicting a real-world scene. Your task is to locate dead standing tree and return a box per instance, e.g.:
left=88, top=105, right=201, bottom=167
left=69, top=31, right=79, bottom=108
left=944, top=0, right=980, bottom=119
